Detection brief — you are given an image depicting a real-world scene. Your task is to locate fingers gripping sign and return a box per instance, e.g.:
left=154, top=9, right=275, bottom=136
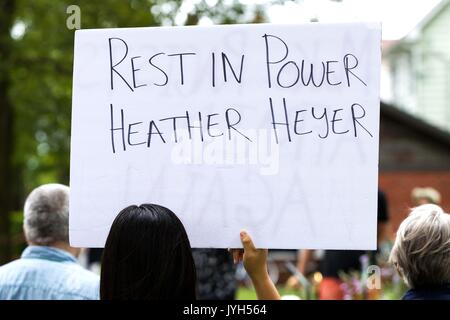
left=230, top=231, right=280, bottom=300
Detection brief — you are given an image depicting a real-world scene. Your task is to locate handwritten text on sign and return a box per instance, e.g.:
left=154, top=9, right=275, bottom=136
left=70, top=23, right=381, bottom=249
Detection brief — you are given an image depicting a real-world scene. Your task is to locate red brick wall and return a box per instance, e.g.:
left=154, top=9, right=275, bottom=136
left=379, top=171, right=450, bottom=239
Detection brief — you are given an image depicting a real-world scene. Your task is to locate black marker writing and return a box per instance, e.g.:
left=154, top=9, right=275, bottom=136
left=167, top=52, right=196, bottom=85
left=108, top=37, right=133, bottom=91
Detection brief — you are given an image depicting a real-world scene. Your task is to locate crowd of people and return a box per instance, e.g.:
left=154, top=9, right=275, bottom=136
left=0, top=183, right=448, bottom=300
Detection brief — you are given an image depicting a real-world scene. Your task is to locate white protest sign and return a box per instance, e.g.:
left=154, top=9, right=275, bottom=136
left=70, top=22, right=381, bottom=249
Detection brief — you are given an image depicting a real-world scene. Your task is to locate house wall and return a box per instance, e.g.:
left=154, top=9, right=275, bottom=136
left=417, top=2, right=450, bottom=131
left=379, top=106, right=450, bottom=237
left=386, top=2, right=450, bottom=132
left=379, top=171, right=450, bottom=238
left=379, top=110, right=450, bottom=170
left=389, top=50, right=416, bottom=113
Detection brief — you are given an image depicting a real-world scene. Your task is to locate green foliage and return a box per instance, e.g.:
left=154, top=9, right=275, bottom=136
left=5, top=0, right=293, bottom=257
left=10, top=0, right=277, bottom=200
left=9, top=211, right=26, bottom=259
left=11, top=0, right=175, bottom=196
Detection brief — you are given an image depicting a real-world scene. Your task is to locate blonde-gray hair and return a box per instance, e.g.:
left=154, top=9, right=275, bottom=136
left=389, top=204, right=450, bottom=288
left=23, top=183, right=70, bottom=245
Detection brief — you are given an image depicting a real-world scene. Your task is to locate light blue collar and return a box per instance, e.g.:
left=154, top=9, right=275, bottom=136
left=21, top=246, right=77, bottom=264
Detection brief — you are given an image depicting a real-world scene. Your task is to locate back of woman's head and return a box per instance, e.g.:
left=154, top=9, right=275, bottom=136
left=100, top=204, right=196, bottom=300
left=389, top=204, right=450, bottom=288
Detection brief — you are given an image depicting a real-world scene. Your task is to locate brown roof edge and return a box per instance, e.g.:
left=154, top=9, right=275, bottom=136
left=380, top=101, right=450, bottom=148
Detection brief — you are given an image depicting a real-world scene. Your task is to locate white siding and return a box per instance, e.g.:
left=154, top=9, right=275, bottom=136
left=387, top=1, right=450, bottom=132
left=417, top=2, right=450, bottom=131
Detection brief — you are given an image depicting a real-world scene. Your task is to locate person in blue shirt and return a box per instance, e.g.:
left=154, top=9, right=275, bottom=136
left=0, top=183, right=99, bottom=300
left=389, top=204, right=450, bottom=300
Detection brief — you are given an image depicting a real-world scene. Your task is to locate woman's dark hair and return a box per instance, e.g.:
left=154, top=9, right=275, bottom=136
left=100, top=204, right=196, bottom=300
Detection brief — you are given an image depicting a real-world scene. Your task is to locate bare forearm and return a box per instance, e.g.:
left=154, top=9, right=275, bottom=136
left=251, top=274, right=281, bottom=300
left=236, top=231, right=280, bottom=300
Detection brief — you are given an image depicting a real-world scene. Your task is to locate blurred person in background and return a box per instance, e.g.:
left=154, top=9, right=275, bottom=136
left=390, top=204, right=450, bottom=300
left=192, top=249, right=237, bottom=300
left=411, top=187, right=441, bottom=206
left=286, top=189, right=390, bottom=299
left=233, top=204, right=450, bottom=300
left=0, top=184, right=99, bottom=300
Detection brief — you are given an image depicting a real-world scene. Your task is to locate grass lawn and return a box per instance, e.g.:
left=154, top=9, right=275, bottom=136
left=236, top=286, right=308, bottom=300
left=235, top=285, right=406, bottom=300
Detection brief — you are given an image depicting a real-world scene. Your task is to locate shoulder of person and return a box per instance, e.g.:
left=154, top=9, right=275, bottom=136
left=0, top=258, right=26, bottom=276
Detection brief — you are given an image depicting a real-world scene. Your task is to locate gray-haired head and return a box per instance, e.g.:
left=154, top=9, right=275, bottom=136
left=389, top=204, right=450, bottom=288
left=23, top=183, right=70, bottom=246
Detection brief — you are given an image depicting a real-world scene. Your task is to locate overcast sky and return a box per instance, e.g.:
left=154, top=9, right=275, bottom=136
left=178, top=0, right=442, bottom=39
left=264, top=0, right=441, bottom=39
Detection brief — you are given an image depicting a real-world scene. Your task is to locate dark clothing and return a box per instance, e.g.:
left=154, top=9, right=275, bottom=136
left=403, top=284, right=450, bottom=300
left=368, top=190, right=389, bottom=264
left=321, top=250, right=366, bottom=278
left=377, top=190, right=389, bottom=223
left=192, top=249, right=236, bottom=300
left=88, top=248, right=103, bottom=265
